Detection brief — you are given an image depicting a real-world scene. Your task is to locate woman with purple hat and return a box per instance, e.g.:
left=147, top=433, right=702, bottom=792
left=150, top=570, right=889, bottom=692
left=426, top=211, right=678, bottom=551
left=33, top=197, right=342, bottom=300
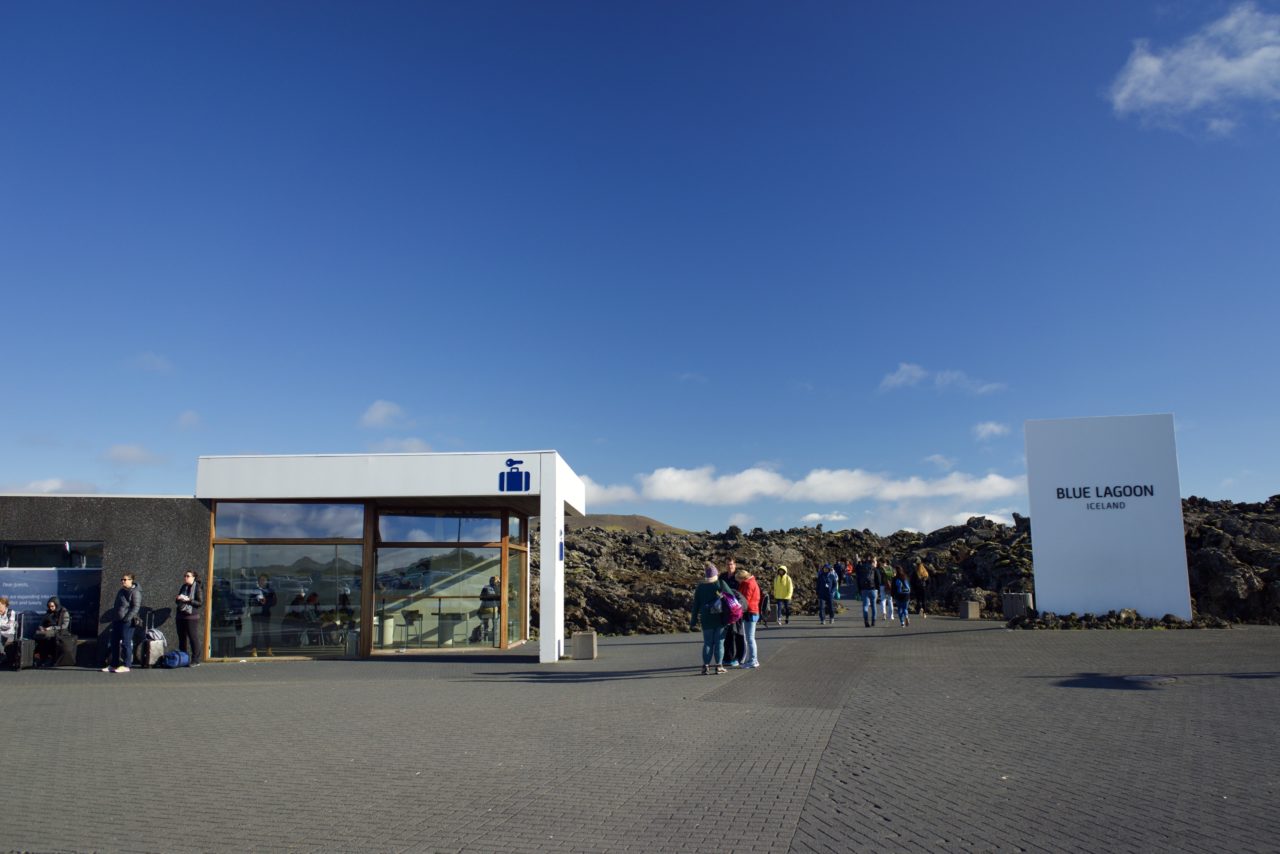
left=689, top=562, right=734, bottom=675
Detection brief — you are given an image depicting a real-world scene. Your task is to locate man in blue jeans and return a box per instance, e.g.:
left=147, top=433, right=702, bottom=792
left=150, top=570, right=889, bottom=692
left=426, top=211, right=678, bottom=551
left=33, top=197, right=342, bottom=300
left=856, top=558, right=880, bottom=627
left=815, top=564, right=838, bottom=624
left=103, top=572, right=141, bottom=673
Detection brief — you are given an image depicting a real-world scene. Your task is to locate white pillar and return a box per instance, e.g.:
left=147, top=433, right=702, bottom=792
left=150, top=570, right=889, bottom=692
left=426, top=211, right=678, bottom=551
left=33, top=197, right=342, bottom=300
left=539, top=459, right=566, bottom=663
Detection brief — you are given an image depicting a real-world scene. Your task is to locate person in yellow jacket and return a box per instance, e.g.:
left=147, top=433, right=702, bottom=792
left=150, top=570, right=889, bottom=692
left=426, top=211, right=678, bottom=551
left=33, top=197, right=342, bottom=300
left=772, top=566, right=794, bottom=625
left=913, top=560, right=930, bottom=617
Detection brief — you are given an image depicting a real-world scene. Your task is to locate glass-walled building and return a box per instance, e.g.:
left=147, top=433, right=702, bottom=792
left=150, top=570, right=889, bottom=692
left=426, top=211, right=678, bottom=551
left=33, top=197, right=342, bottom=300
left=197, top=451, right=585, bottom=662
left=209, top=502, right=530, bottom=657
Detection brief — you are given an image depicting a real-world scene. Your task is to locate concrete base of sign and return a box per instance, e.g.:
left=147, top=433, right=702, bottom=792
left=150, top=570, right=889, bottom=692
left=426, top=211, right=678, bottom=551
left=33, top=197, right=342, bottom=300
left=571, top=631, right=598, bottom=660
left=960, top=601, right=981, bottom=620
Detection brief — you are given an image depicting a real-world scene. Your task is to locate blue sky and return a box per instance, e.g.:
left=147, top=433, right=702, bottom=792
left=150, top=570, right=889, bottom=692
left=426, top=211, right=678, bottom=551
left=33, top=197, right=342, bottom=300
left=1, top=2, right=1276, bottom=534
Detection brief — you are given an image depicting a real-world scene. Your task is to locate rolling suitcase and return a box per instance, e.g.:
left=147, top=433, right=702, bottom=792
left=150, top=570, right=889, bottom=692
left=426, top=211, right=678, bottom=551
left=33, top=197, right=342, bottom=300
left=137, top=613, right=166, bottom=668
left=7, top=615, right=35, bottom=671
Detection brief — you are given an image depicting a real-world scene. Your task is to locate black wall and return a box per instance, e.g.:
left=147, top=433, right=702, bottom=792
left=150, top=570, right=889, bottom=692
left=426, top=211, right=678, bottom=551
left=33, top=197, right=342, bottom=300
left=0, top=496, right=211, bottom=664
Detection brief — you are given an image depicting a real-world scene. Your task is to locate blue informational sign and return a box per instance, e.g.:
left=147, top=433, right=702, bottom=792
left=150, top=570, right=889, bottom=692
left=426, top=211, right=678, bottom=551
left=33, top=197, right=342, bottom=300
left=0, top=568, right=102, bottom=638
left=499, top=458, right=531, bottom=492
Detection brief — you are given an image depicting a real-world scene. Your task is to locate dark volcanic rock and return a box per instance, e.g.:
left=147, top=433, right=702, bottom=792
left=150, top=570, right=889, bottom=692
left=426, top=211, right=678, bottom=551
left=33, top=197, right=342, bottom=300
left=530, top=497, right=1280, bottom=635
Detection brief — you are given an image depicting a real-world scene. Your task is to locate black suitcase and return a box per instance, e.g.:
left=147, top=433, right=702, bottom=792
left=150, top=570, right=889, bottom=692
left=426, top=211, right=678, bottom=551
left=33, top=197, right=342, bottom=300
left=7, top=615, right=35, bottom=671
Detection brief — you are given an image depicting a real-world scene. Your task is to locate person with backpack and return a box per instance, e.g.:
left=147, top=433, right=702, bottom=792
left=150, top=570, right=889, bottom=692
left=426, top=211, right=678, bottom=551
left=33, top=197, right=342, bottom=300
left=174, top=570, right=204, bottom=665
left=815, top=564, right=838, bottom=625
left=772, top=566, right=793, bottom=625
left=892, top=563, right=913, bottom=627
left=735, top=566, right=762, bottom=668
left=689, top=562, right=734, bottom=675
left=879, top=561, right=894, bottom=623
left=104, top=572, right=141, bottom=673
left=914, top=560, right=930, bottom=617
left=855, top=558, right=880, bottom=627
left=721, top=558, right=748, bottom=667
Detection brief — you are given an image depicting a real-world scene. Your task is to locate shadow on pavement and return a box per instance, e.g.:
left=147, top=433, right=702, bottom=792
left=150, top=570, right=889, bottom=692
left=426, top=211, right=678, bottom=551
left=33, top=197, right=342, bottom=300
left=464, top=665, right=698, bottom=683
left=1046, top=671, right=1280, bottom=690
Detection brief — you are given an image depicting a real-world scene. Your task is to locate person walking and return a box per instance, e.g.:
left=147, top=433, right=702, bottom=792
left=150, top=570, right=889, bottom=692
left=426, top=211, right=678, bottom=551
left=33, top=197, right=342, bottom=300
left=174, top=570, right=204, bottom=665
left=816, top=563, right=838, bottom=625
left=856, top=557, right=879, bottom=627
left=772, top=566, right=793, bottom=625
left=689, top=563, right=733, bottom=674
left=879, top=559, right=894, bottom=623
left=892, top=564, right=913, bottom=627
left=914, top=560, right=930, bottom=617
left=104, top=573, right=141, bottom=673
left=736, top=566, right=762, bottom=668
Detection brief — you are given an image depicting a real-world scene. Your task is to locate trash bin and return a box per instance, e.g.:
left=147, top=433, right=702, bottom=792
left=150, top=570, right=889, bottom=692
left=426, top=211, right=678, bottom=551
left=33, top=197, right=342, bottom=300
left=572, top=630, right=598, bottom=660
left=960, top=601, right=981, bottom=620
left=1002, top=592, right=1033, bottom=620
left=345, top=628, right=360, bottom=657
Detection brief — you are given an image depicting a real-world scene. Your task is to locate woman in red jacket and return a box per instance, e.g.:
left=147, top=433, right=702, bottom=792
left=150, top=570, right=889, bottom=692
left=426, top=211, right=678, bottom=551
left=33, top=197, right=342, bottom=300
left=735, top=567, right=762, bottom=669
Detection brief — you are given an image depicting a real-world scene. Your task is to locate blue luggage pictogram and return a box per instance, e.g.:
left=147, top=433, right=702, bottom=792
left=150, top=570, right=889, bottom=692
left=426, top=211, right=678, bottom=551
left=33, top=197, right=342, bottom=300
left=499, top=458, right=530, bottom=492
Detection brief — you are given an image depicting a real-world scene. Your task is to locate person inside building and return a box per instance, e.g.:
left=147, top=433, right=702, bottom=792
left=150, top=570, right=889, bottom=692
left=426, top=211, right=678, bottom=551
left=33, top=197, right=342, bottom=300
left=479, top=576, right=500, bottom=643
left=250, top=573, right=277, bottom=656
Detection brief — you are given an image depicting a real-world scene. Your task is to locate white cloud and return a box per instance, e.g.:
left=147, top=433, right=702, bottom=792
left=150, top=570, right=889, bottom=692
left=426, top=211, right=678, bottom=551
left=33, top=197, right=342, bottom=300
left=677, top=372, right=709, bottom=384
left=132, top=352, right=174, bottom=373
left=605, top=464, right=1026, bottom=506
left=104, top=444, right=165, bottom=465
left=177, top=410, right=201, bottom=429
left=973, top=422, right=1010, bottom=441
left=800, top=511, right=849, bottom=524
left=360, top=400, right=405, bottom=428
left=581, top=474, right=639, bottom=505
left=880, top=362, right=928, bottom=390
left=923, top=453, right=956, bottom=471
left=1110, top=2, right=1280, bottom=133
left=933, top=370, right=1006, bottom=395
left=1, top=478, right=99, bottom=494
left=860, top=500, right=1019, bottom=536
left=881, top=363, right=1004, bottom=395
left=368, top=437, right=431, bottom=453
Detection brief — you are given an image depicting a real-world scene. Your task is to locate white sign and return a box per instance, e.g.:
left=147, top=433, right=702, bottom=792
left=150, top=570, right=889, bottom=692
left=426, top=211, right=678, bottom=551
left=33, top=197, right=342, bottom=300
left=1024, top=414, right=1191, bottom=620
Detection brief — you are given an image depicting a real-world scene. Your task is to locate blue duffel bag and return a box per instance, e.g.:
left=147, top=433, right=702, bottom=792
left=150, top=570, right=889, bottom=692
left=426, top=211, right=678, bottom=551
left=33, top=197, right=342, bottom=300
left=161, top=650, right=191, bottom=668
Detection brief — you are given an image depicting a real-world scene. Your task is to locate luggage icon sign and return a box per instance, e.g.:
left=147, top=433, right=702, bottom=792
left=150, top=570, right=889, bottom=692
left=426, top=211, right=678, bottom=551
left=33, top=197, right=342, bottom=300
left=499, top=458, right=531, bottom=493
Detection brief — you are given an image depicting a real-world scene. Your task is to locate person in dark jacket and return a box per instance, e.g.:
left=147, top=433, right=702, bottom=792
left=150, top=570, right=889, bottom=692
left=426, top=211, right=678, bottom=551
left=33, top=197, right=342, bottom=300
left=250, top=573, right=277, bottom=656
left=35, top=596, right=73, bottom=667
left=721, top=558, right=746, bottom=667
left=855, top=558, right=880, bottom=627
left=689, top=562, right=734, bottom=674
left=175, top=570, right=204, bottom=665
left=816, top=564, right=838, bottom=625
left=104, top=574, right=141, bottom=673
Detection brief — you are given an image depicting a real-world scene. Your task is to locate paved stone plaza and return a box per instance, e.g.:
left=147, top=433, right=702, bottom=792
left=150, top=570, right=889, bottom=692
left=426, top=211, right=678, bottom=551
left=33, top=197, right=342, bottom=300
left=2, top=615, right=1278, bottom=853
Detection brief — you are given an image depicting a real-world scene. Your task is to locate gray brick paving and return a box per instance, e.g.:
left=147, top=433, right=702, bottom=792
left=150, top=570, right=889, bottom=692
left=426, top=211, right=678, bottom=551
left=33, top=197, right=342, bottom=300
left=1, top=617, right=1278, bottom=853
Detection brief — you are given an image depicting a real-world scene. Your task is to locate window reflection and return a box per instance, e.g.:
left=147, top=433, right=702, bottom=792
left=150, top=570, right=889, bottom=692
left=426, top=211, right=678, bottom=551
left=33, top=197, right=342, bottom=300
left=211, top=544, right=361, bottom=658
left=374, top=547, right=501, bottom=649
left=378, top=514, right=500, bottom=543
left=215, top=504, right=364, bottom=539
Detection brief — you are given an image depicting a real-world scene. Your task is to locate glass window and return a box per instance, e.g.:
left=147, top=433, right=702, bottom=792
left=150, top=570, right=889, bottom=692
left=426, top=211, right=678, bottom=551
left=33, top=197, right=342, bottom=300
left=373, top=547, right=501, bottom=649
left=214, top=504, right=364, bottom=539
left=378, top=514, right=500, bottom=543
left=211, top=544, right=361, bottom=658
left=506, top=550, right=526, bottom=644
left=507, top=516, right=524, bottom=544
left=2, top=541, right=103, bottom=568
